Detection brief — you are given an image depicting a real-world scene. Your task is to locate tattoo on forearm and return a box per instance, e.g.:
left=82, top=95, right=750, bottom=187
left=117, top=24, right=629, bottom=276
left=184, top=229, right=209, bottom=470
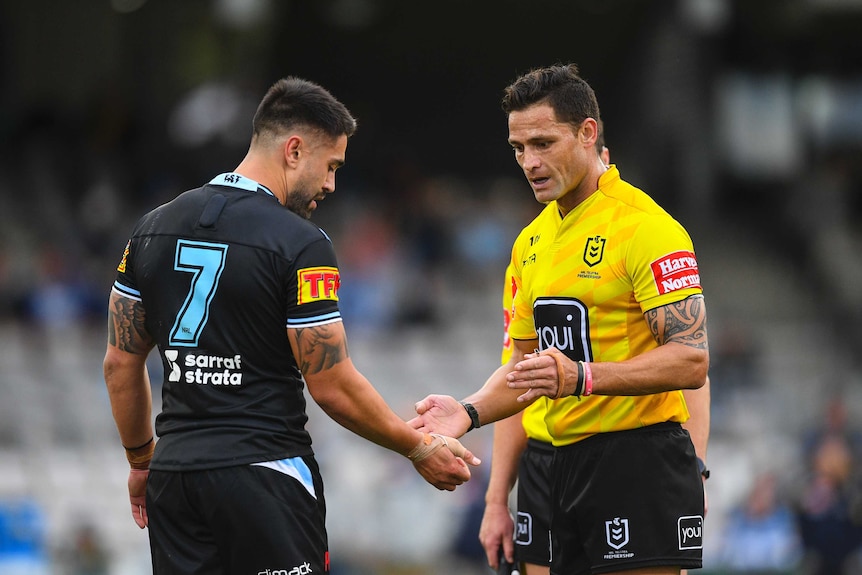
left=108, top=295, right=154, bottom=354
left=292, top=324, right=347, bottom=374
left=646, top=295, right=708, bottom=349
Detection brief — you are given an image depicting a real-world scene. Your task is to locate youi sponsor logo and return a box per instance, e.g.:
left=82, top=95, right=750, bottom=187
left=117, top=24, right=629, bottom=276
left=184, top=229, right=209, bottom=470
left=678, top=515, right=704, bottom=550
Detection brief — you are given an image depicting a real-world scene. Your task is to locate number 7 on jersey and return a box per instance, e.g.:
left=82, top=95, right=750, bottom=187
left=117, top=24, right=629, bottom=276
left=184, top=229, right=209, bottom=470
left=169, top=240, right=229, bottom=347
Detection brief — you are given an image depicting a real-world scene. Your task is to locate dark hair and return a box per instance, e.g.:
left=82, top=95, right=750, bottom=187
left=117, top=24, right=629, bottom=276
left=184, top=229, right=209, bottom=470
left=501, top=63, right=600, bottom=131
left=596, top=118, right=606, bottom=150
left=252, top=77, right=357, bottom=141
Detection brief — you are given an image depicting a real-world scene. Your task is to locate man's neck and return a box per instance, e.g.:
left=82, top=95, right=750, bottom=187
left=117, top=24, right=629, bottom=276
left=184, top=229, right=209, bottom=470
left=557, top=159, right=609, bottom=217
left=233, top=153, right=288, bottom=205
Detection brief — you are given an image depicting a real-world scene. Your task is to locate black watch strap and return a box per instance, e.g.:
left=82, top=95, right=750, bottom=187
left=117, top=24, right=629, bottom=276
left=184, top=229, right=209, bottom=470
left=696, top=456, right=710, bottom=480
left=459, top=401, right=481, bottom=431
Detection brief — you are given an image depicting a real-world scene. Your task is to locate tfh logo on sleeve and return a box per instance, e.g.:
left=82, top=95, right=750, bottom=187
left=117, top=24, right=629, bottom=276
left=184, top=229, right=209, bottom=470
left=297, top=267, right=341, bottom=304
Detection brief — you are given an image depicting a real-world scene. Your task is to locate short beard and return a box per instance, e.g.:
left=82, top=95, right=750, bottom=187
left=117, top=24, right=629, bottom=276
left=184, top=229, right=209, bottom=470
left=284, top=192, right=313, bottom=220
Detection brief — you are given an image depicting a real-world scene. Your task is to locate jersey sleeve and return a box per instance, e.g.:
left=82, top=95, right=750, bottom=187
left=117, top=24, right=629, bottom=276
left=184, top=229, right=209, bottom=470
left=500, top=263, right=517, bottom=364
left=285, top=234, right=343, bottom=328
left=627, top=214, right=702, bottom=313
left=508, top=231, right=538, bottom=342
left=112, top=238, right=142, bottom=301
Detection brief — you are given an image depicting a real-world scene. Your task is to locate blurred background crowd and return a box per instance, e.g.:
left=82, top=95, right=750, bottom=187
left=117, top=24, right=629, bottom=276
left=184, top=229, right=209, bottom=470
left=2, top=0, right=862, bottom=573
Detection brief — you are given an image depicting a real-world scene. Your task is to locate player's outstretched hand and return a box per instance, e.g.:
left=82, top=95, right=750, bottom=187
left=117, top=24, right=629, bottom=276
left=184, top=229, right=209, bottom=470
left=128, top=469, right=149, bottom=529
left=409, top=394, right=471, bottom=437
left=408, top=433, right=481, bottom=491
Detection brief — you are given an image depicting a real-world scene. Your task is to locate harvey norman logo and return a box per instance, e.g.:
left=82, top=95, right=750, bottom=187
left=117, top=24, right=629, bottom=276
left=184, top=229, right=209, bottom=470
left=164, top=350, right=243, bottom=385
left=650, top=251, right=700, bottom=295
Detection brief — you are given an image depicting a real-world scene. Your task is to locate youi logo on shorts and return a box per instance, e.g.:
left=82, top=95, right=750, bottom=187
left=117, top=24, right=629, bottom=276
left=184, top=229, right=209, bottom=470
left=258, top=563, right=312, bottom=575
left=515, top=511, right=533, bottom=545
left=532, top=298, right=592, bottom=361
left=164, top=349, right=244, bottom=386
left=678, top=515, right=704, bottom=550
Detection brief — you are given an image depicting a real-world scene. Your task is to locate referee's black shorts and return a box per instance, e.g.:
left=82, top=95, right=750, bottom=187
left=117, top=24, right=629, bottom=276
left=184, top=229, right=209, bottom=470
left=515, top=439, right=554, bottom=566
left=147, top=456, right=328, bottom=575
left=550, top=422, right=704, bottom=575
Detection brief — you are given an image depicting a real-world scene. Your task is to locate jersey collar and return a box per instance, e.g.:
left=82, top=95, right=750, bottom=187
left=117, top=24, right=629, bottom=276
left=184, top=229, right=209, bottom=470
left=209, top=173, right=276, bottom=199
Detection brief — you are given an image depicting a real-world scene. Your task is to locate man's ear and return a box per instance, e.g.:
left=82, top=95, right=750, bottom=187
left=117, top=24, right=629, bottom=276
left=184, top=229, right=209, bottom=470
left=284, top=135, right=303, bottom=168
left=579, top=118, right=598, bottom=147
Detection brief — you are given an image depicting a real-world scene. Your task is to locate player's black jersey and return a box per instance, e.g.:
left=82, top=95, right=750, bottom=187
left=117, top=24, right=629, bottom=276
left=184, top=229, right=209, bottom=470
left=112, top=173, right=343, bottom=471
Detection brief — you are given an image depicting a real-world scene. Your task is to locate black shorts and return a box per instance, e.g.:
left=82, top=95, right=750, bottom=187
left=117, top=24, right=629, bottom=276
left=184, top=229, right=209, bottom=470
left=550, top=422, right=703, bottom=575
left=515, top=439, right=554, bottom=566
left=147, top=456, right=328, bottom=575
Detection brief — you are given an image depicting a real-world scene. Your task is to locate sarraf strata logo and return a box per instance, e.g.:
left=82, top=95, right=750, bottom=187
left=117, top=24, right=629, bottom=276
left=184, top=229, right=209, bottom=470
left=164, top=350, right=243, bottom=386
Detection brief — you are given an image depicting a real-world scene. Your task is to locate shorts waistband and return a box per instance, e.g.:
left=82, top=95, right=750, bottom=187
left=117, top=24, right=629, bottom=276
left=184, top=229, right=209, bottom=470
left=546, top=421, right=683, bottom=452
left=526, top=438, right=557, bottom=452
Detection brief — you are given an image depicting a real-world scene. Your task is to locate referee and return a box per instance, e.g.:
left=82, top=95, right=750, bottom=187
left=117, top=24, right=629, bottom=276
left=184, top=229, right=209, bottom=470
left=411, top=64, right=709, bottom=575
left=103, top=77, right=479, bottom=575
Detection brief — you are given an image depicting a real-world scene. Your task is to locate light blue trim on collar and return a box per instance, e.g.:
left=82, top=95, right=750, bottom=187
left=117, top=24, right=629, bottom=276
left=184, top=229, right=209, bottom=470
left=209, top=173, right=275, bottom=197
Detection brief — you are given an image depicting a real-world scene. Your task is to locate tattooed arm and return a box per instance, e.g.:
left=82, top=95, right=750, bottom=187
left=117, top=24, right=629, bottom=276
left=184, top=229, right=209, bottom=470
left=104, top=290, right=155, bottom=450
left=506, top=295, right=709, bottom=401
left=288, top=321, right=424, bottom=455
left=287, top=322, right=480, bottom=491
left=592, top=293, right=710, bottom=394
left=103, top=289, right=156, bottom=528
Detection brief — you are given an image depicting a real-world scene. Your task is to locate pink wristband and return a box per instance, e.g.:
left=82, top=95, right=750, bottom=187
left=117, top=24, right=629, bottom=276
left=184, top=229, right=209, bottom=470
left=582, top=362, right=593, bottom=396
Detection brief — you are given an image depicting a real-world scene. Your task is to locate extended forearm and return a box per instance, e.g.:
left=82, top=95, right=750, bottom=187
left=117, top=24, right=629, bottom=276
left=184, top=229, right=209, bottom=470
left=682, top=376, right=710, bottom=459
left=104, top=346, right=154, bottom=450
left=463, top=353, right=532, bottom=429
left=307, top=359, right=421, bottom=456
left=589, top=342, right=708, bottom=395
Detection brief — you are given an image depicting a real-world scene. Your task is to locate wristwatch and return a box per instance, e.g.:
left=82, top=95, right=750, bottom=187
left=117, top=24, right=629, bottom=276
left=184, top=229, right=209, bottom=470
left=696, top=457, right=710, bottom=480
left=459, top=401, right=481, bottom=431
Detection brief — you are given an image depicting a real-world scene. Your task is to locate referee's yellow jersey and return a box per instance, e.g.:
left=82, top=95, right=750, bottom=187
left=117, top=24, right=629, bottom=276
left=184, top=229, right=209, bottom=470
left=506, top=166, right=702, bottom=447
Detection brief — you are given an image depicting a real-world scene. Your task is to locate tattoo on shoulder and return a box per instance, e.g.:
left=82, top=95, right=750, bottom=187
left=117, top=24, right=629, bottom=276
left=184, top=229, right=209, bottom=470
left=292, top=324, right=347, bottom=374
left=646, top=295, right=708, bottom=349
left=107, top=294, right=154, bottom=355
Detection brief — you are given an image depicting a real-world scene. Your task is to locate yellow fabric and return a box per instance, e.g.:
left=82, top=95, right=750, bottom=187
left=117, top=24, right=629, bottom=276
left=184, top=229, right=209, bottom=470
left=507, top=166, right=700, bottom=446
left=501, top=263, right=555, bottom=443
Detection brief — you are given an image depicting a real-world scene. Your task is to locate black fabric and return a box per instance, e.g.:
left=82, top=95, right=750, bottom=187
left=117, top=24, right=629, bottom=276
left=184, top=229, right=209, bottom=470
left=147, top=460, right=328, bottom=574
left=116, top=181, right=341, bottom=470
left=515, top=439, right=555, bottom=566
left=550, top=423, right=704, bottom=575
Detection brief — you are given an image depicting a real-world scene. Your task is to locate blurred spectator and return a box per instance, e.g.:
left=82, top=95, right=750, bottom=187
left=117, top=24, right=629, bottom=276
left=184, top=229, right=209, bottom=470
left=794, top=435, right=862, bottom=575
left=55, top=523, right=110, bottom=575
left=394, top=175, right=457, bottom=327
left=24, top=245, right=100, bottom=329
left=336, top=208, right=401, bottom=334
left=709, top=321, right=761, bottom=396
left=802, top=395, right=862, bottom=464
left=713, top=471, right=802, bottom=572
